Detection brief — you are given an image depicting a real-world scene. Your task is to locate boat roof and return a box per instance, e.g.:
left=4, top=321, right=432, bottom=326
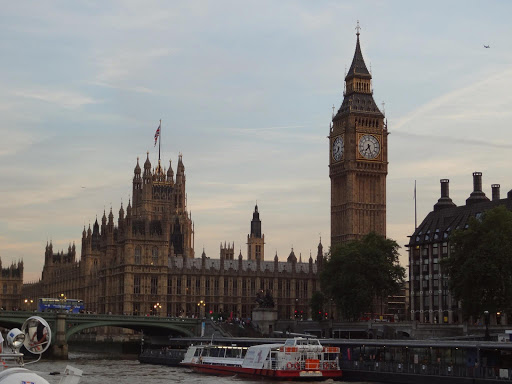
left=250, top=343, right=283, bottom=349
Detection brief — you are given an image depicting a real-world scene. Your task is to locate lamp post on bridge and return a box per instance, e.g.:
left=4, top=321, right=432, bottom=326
left=60, top=293, right=66, bottom=313
left=197, top=300, right=205, bottom=319
left=24, top=299, right=34, bottom=311
left=153, top=303, right=162, bottom=317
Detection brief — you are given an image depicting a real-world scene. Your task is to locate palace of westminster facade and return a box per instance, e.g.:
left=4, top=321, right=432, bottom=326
left=22, top=153, right=325, bottom=320
left=15, top=28, right=413, bottom=322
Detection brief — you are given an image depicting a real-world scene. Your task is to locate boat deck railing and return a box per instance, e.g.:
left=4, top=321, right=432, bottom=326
left=341, top=360, right=512, bottom=381
left=276, top=359, right=339, bottom=371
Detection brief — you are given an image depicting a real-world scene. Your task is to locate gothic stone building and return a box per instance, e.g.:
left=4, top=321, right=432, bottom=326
left=329, top=28, right=388, bottom=246
left=0, top=259, right=23, bottom=310
left=408, top=172, right=511, bottom=324
left=23, top=153, right=323, bottom=320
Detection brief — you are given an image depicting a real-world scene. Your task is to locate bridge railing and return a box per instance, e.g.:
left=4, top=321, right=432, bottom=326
left=0, top=311, right=200, bottom=324
left=64, top=313, right=200, bottom=324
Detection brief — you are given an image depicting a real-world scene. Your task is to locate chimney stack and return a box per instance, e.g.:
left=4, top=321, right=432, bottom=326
left=466, top=172, right=490, bottom=206
left=492, top=184, right=501, bottom=201
left=440, top=179, right=450, bottom=198
left=473, top=172, right=482, bottom=192
left=434, top=179, right=456, bottom=211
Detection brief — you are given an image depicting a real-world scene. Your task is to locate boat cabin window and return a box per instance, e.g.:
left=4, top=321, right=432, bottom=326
left=207, top=347, right=226, bottom=358
left=284, top=339, right=295, bottom=346
left=224, top=347, right=246, bottom=358
left=194, top=348, right=202, bottom=357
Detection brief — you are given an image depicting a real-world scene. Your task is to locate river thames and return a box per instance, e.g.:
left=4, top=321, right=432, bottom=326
left=29, top=352, right=381, bottom=384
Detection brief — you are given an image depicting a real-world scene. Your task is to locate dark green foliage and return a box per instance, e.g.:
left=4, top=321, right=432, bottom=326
left=444, top=205, right=512, bottom=318
left=310, top=291, right=325, bottom=321
left=320, top=232, right=405, bottom=321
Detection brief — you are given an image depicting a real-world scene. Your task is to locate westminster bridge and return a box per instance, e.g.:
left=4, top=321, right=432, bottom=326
left=0, top=311, right=201, bottom=358
left=1, top=311, right=510, bottom=360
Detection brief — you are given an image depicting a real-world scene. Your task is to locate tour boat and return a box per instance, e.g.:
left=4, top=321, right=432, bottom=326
left=180, top=337, right=342, bottom=380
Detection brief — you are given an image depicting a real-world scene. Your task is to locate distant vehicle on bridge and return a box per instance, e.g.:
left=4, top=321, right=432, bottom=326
left=37, top=298, right=85, bottom=313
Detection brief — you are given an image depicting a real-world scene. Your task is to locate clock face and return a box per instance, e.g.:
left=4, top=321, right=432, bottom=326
left=358, top=134, right=380, bottom=159
left=332, top=136, right=344, bottom=162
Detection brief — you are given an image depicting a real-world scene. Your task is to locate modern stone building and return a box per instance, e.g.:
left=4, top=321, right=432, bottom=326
left=408, top=172, right=511, bottom=324
left=329, top=26, right=388, bottom=246
left=22, top=153, right=323, bottom=320
left=0, top=259, right=23, bottom=310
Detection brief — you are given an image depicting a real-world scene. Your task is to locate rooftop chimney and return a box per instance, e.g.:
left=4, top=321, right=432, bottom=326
left=492, top=184, right=501, bottom=201
left=434, top=179, right=456, bottom=211
left=466, top=172, right=490, bottom=206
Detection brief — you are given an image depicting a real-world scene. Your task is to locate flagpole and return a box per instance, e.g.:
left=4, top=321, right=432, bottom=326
left=159, top=119, right=161, bottom=161
left=414, top=180, right=417, bottom=230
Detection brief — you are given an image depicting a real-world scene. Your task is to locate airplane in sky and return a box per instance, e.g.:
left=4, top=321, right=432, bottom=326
left=484, top=44, right=490, bottom=48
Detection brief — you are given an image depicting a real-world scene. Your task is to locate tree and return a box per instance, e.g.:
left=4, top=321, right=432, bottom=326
left=310, top=291, right=325, bottom=321
left=444, top=205, right=512, bottom=319
left=320, top=232, right=405, bottom=321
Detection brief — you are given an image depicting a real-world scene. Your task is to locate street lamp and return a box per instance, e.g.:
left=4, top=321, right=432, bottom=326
left=153, top=303, right=162, bottom=316
left=23, top=299, right=34, bottom=311
left=197, top=300, right=205, bottom=318
left=484, top=310, right=490, bottom=341
left=60, top=293, right=66, bottom=313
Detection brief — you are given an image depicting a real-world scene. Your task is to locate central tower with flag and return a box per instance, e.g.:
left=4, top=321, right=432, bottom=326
left=130, top=120, right=194, bottom=258
left=329, top=23, right=388, bottom=246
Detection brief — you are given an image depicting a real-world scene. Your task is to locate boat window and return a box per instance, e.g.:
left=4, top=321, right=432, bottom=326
left=193, top=348, right=201, bottom=357
left=284, top=339, right=294, bottom=346
left=209, top=348, right=223, bottom=357
left=225, top=348, right=239, bottom=358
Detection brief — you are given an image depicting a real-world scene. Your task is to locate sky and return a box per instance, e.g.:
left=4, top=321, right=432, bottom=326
left=1, top=1, right=512, bottom=283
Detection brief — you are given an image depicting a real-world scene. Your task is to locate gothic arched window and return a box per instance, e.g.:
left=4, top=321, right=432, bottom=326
left=152, top=247, right=159, bottom=265
left=135, top=246, right=142, bottom=265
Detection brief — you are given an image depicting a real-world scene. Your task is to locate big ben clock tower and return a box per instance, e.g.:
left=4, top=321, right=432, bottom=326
left=329, top=24, right=387, bottom=246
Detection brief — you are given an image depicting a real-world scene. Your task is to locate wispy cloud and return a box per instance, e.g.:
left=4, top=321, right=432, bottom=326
left=13, top=89, right=99, bottom=109
left=93, top=47, right=175, bottom=89
left=393, top=131, right=512, bottom=149
left=393, top=67, right=512, bottom=133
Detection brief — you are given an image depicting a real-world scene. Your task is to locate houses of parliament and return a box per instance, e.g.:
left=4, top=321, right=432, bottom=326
left=13, top=28, right=390, bottom=320
left=22, top=153, right=325, bottom=320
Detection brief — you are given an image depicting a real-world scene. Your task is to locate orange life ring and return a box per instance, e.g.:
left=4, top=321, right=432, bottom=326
left=323, top=361, right=329, bottom=369
left=295, top=362, right=300, bottom=370
left=286, top=362, right=293, bottom=369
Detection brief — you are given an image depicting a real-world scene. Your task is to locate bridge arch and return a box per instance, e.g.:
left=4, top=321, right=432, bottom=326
left=65, top=320, right=195, bottom=341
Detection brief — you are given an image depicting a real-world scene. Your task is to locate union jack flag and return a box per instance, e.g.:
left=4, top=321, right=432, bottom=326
left=154, top=122, right=161, bottom=146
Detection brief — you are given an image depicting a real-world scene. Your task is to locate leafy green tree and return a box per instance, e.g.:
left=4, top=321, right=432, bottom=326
left=444, top=205, right=512, bottom=319
left=320, top=232, right=405, bottom=321
left=310, top=291, right=325, bottom=321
